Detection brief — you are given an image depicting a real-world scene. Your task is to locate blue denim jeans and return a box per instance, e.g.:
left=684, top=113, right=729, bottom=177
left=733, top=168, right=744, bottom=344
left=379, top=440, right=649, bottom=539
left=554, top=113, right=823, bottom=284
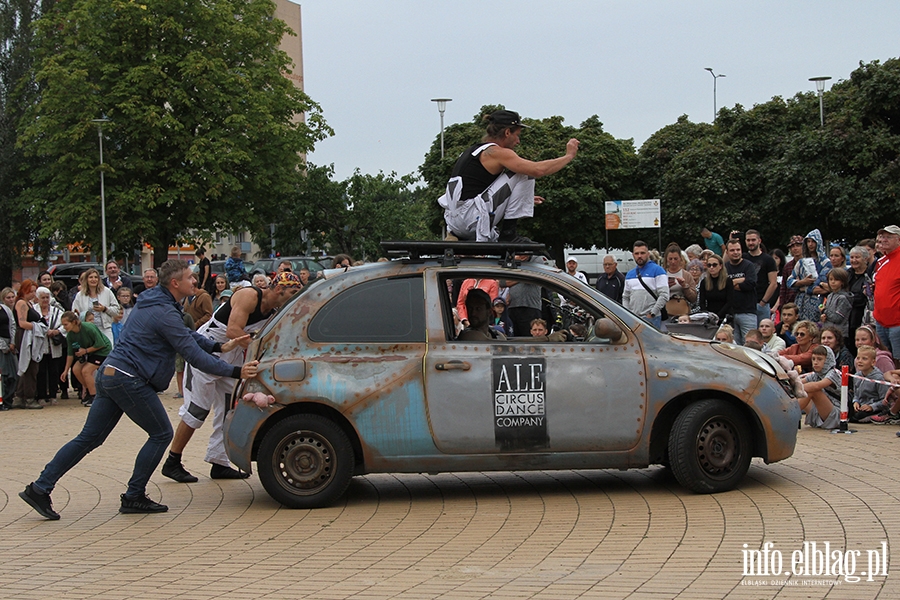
left=732, top=312, right=758, bottom=346
left=755, top=303, right=771, bottom=325
left=875, top=321, right=900, bottom=362
left=34, top=369, right=173, bottom=498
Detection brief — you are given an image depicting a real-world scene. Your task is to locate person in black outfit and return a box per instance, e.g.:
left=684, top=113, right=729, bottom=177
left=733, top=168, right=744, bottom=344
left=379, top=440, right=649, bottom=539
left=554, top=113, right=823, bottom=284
left=13, top=281, right=44, bottom=409
left=743, top=230, right=778, bottom=323
left=847, top=245, right=872, bottom=353
left=724, top=239, right=758, bottom=345
left=196, top=247, right=213, bottom=294
left=596, top=255, right=625, bottom=303
left=439, top=109, right=579, bottom=243
left=0, top=287, right=18, bottom=410
left=698, top=255, right=733, bottom=322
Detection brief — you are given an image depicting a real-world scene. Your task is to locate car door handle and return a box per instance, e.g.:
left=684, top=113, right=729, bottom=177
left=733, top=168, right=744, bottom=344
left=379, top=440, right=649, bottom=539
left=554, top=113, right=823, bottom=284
left=435, top=360, right=471, bottom=371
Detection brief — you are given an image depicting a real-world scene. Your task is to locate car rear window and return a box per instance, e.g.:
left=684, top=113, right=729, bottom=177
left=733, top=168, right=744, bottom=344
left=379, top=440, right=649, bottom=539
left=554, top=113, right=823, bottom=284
left=308, top=276, right=425, bottom=343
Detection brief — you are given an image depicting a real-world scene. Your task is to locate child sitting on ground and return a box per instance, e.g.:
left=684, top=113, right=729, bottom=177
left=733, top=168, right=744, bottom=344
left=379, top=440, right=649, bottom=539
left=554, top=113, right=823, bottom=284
left=871, top=370, right=900, bottom=424
left=799, top=345, right=842, bottom=429
left=819, top=268, right=852, bottom=338
left=850, top=345, right=886, bottom=423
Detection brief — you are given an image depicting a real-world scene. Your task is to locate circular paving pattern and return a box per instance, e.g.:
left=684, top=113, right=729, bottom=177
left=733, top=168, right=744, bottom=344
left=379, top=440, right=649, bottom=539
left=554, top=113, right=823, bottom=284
left=0, top=395, right=895, bottom=598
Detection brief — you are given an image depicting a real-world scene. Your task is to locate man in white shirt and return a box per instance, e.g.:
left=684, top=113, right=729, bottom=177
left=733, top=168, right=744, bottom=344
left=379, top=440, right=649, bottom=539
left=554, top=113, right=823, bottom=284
left=758, top=318, right=786, bottom=352
left=565, top=257, right=588, bottom=285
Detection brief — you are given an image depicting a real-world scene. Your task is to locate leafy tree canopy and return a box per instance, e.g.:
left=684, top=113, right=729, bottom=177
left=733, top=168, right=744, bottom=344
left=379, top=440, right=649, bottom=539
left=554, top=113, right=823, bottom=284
left=640, top=58, right=900, bottom=249
left=19, top=0, right=331, bottom=266
left=0, top=0, right=52, bottom=287
left=265, top=164, right=432, bottom=261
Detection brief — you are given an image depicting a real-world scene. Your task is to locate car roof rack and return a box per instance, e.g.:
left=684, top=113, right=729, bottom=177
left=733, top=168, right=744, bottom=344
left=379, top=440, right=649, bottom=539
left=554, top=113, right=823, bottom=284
left=381, top=240, right=547, bottom=268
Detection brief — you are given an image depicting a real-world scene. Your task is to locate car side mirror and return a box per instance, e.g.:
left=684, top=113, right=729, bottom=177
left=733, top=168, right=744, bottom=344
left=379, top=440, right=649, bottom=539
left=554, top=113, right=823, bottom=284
left=591, top=318, right=626, bottom=344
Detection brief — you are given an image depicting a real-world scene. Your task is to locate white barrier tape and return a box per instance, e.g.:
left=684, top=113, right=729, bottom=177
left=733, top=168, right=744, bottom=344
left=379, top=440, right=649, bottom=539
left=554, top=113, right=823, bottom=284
left=847, top=372, right=900, bottom=388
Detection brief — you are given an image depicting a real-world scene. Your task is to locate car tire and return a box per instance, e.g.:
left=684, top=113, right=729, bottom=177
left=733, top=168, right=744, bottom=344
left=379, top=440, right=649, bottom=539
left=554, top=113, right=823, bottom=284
left=257, top=414, right=354, bottom=509
left=668, top=399, right=752, bottom=494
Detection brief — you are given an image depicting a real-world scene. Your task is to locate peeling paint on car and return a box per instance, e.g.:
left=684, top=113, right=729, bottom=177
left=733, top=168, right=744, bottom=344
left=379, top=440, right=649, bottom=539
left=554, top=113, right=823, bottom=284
left=224, top=250, right=799, bottom=507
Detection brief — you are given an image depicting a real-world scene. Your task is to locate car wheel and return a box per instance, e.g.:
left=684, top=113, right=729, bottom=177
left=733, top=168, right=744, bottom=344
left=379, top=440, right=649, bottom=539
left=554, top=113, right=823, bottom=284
left=257, top=414, right=354, bottom=509
left=668, top=399, right=752, bottom=494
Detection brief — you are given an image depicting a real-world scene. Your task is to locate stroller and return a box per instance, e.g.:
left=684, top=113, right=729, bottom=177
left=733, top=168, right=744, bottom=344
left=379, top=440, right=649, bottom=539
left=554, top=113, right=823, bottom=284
left=665, top=312, right=720, bottom=340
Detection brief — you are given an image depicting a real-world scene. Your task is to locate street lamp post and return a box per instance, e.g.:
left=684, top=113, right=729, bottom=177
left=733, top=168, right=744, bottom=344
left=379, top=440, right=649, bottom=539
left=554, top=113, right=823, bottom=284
left=809, top=76, right=832, bottom=127
left=431, top=98, right=452, bottom=159
left=704, top=68, right=726, bottom=122
left=91, top=117, right=110, bottom=266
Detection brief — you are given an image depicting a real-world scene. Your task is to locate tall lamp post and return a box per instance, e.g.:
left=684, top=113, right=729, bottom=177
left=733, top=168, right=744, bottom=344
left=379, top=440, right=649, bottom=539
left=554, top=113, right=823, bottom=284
left=91, top=117, right=110, bottom=267
left=809, top=76, right=832, bottom=127
left=704, top=68, right=726, bottom=122
left=431, top=98, right=452, bottom=159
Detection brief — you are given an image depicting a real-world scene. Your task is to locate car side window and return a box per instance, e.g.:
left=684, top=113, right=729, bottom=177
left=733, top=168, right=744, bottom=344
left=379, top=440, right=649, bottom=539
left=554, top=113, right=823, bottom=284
left=443, top=273, right=626, bottom=344
left=308, top=276, right=425, bottom=343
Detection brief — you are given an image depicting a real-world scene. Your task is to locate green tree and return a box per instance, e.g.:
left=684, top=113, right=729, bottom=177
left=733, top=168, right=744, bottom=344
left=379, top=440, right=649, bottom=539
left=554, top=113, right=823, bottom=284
left=272, top=164, right=432, bottom=260
left=644, top=58, right=900, bottom=249
left=637, top=115, right=713, bottom=200
left=19, top=0, right=331, bottom=266
left=0, top=0, right=51, bottom=287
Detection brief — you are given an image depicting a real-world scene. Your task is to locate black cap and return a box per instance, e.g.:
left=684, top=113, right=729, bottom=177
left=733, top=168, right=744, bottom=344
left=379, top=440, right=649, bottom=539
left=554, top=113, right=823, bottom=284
left=488, top=110, right=529, bottom=129
left=465, top=288, right=493, bottom=309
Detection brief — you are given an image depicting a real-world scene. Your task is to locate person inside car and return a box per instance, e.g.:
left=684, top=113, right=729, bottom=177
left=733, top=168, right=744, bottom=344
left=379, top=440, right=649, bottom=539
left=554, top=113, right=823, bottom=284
left=529, top=318, right=568, bottom=342
left=457, top=289, right=506, bottom=342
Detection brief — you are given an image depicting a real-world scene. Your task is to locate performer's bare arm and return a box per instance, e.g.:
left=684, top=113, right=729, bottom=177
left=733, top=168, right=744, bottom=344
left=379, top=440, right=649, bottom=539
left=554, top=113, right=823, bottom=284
left=481, top=139, right=579, bottom=178
left=226, top=288, right=256, bottom=339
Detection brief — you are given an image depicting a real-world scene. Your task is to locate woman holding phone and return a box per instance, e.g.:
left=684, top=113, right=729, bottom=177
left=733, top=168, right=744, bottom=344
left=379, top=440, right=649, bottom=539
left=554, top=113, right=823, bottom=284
left=72, top=268, right=120, bottom=347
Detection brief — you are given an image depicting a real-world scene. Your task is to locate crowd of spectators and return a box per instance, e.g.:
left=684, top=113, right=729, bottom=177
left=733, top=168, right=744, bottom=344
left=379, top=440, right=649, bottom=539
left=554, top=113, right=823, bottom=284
left=0, top=246, right=324, bottom=411
left=4, top=225, right=900, bottom=434
left=612, top=224, right=900, bottom=430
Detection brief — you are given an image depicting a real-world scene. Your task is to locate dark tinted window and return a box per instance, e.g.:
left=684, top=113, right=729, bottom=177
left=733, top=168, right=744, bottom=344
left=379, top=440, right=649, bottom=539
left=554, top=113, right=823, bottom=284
left=309, top=276, right=425, bottom=343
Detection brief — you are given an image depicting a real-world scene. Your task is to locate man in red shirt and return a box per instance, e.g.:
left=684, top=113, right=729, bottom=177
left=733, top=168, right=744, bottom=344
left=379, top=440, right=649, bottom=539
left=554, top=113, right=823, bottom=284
left=874, top=225, right=900, bottom=364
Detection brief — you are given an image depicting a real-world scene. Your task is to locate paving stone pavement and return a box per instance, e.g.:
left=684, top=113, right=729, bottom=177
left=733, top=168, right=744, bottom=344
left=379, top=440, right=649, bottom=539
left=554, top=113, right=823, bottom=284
left=2, top=391, right=899, bottom=599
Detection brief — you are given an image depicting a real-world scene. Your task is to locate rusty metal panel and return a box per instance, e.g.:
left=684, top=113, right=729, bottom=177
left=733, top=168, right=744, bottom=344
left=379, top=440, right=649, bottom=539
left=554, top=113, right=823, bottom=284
left=225, top=258, right=799, bottom=482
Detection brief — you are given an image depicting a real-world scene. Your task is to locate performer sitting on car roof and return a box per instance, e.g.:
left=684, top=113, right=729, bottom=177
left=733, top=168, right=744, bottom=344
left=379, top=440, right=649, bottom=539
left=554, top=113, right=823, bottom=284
left=438, top=109, right=579, bottom=243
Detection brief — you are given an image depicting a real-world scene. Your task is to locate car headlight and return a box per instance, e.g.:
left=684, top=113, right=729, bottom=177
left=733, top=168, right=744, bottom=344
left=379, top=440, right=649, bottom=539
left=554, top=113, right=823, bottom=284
left=742, top=347, right=778, bottom=377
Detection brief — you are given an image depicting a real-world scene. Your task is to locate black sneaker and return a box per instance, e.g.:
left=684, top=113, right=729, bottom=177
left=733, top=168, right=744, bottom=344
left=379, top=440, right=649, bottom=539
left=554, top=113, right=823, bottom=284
left=119, top=493, right=168, bottom=514
left=19, top=483, right=60, bottom=520
left=210, top=464, right=251, bottom=479
left=82, top=395, right=94, bottom=407
left=161, top=456, right=198, bottom=483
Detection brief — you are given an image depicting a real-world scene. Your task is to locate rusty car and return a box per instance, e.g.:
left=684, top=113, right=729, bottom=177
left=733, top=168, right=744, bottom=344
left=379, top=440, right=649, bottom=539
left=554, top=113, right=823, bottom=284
left=223, top=241, right=800, bottom=508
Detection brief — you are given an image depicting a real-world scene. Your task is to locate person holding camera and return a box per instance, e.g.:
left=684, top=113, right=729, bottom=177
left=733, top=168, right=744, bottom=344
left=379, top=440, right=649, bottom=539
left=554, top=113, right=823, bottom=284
left=59, top=311, right=111, bottom=407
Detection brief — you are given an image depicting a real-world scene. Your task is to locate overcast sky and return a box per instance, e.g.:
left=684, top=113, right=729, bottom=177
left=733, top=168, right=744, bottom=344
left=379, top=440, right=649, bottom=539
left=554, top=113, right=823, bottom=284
left=295, top=0, right=899, bottom=182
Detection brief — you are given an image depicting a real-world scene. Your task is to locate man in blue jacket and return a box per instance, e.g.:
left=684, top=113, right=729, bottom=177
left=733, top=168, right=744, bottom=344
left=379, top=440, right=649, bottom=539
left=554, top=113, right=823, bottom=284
left=622, top=241, right=669, bottom=328
left=19, top=260, right=259, bottom=520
